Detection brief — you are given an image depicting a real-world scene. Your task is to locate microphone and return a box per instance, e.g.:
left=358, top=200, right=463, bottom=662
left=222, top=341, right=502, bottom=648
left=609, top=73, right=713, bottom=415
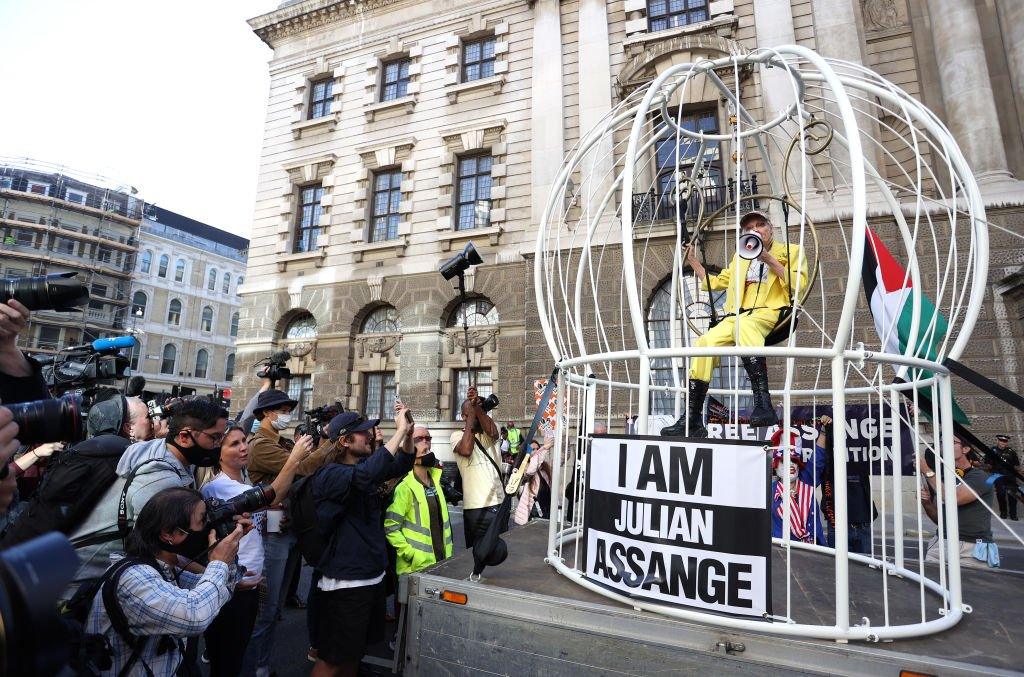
left=65, top=335, right=138, bottom=354
left=126, top=375, right=147, bottom=397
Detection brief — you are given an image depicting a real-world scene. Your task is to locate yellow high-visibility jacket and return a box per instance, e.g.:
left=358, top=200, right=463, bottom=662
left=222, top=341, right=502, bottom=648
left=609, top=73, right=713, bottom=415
left=704, top=240, right=808, bottom=314
left=385, top=468, right=454, bottom=575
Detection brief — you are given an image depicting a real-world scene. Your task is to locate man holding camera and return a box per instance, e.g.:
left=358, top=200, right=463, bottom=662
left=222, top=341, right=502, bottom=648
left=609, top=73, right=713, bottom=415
left=665, top=210, right=807, bottom=438
left=71, top=398, right=229, bottom=584
left=310, top=404, right=416, bottom=677
left=449, top=387, right=506, bottom=549
left=0, top=298, right=49, bottom=404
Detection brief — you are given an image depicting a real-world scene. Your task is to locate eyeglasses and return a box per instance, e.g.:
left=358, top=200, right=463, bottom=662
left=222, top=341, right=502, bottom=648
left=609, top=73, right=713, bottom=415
left=413, top=435, right=432, bottom=443
left=188, top=429, right=227, bottom=444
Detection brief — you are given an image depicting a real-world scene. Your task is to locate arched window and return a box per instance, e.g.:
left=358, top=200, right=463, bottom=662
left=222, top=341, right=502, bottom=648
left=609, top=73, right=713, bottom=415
left=646, top=277, right=750, bottom=415
left=201, top=306, right=213, bottom=332
left=207, top=268, right=217, bottom=291
left=160, top=343, right=177, bottom=374
left=167, top=298, right=182, bottom=325
left=447, top=298, right=498, bottom=327
left=230, top=312, right=239, bottom=338
left=222, top=272, right=231, bottom=294
left=195, top=349, right=209, bottom=379
left=225, top=353, right=236, bottom=382
left=237, top=276, right=244, bottom=291
left=174, top=259, right=186, bottom=283
left=131, top=291, right=147, bottom=317
left=157, top=254, right=169, bottom=278
left=140, top=250, right=152, bottom=274
left=284, top=313, right=317, bottom=340
left=361, top=306, right=400, bottom=333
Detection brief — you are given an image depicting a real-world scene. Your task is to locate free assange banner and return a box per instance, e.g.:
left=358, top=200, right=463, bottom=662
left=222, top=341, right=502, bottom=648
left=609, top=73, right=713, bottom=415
left=583, top=435, right=771, bottom=618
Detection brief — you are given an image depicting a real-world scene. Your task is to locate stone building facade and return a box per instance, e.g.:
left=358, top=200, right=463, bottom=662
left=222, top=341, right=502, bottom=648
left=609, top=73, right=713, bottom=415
left=0, top=159, right=142, bottom=356
left=129, top=207, right=248, bottom=400
left=239, top=0, right=1024, bottom=447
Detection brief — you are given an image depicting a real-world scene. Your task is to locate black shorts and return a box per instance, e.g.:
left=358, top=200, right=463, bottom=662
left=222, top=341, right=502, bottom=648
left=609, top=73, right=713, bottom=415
left=313, top=580, right=386, bottom=665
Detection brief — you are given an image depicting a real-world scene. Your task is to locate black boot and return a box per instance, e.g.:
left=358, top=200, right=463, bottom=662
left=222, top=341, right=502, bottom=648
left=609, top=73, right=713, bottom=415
left=661, top=380, right=709, bottom=438
left=742, top=356, right=778, bottom=427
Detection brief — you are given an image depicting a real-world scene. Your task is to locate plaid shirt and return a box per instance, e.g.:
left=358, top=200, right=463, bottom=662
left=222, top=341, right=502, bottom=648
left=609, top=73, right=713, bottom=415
left=85, top=559, right=236, bottom=676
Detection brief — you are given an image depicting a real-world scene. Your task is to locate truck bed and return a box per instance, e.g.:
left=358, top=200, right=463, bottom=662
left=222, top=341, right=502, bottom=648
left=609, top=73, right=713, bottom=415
left=404, top=520, right=1022, bottom=675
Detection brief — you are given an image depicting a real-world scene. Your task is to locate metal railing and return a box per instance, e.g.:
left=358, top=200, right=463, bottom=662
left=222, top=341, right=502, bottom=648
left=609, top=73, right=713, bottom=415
left=632, top=175, right=760, bottom=224
left=0, top=166, right=143, bottom=221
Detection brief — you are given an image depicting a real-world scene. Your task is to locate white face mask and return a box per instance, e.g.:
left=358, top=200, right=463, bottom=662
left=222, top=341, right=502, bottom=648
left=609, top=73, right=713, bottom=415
left=271, top=413, right=293, bottom=431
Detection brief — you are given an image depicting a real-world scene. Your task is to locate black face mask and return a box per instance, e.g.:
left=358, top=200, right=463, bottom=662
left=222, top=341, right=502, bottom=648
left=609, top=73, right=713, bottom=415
left=418, top=452, right=437, bottom=467
left=168, top=433, right=222, bottom=468
left=165, top=528, right=210, bottom=559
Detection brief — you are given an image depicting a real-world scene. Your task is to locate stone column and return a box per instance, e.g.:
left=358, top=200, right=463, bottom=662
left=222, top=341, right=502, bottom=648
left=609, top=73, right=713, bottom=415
left=925, top=0, right=1010, bottom=181
left=578, top=0, right=615, bottom=220
left=998, top=0, right=1024, bottom=148
left=530, top=0, right=565, bottom=231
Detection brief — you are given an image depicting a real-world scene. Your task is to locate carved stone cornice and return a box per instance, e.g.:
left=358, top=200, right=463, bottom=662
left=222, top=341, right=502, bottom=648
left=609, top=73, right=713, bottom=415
left=444, top=327, right=499, bottom=354
left=249, top=0, right=406, bottom=47
left=617, top=32, right=751, bottom=95
left=355, top=332, right=402, bottom=358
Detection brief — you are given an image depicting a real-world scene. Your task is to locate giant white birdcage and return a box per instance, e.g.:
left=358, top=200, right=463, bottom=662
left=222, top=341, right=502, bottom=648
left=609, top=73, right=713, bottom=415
left=534, top=46, right=988, bottom=642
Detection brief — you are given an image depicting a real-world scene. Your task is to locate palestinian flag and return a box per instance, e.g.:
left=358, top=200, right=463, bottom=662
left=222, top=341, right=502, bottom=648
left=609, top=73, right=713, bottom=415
left=861, top=227, right=970, bottom=425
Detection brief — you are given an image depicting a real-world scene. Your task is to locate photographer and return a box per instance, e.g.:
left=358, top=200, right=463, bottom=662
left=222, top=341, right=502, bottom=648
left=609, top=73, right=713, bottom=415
left=310, top=404, right=415, bottom=677
left=71, top=398, right=228, bottom=584
left=0, top=299, right=49, bottom=404
left=201, top=423, right=313, bottom=677
left=83, top=486, right=249, bottom=676
left=449, top=386, right=505, bottom=549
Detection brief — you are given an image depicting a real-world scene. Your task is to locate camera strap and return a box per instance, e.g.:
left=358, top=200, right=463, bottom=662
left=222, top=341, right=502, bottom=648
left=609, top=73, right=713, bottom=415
left=473, top=436, right=509, bottom=497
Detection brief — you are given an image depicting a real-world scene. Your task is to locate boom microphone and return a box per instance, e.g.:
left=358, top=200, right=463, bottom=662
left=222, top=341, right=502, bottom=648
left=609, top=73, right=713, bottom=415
left=64, top=336, right=138, bottom=355
left=125, top=375, right=147, bottom=397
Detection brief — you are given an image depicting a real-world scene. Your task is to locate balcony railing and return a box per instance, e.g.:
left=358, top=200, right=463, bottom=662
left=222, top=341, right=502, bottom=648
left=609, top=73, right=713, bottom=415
left=631, top=175, right=760, bottom=225
left=0, top=172, right=143, bottom=221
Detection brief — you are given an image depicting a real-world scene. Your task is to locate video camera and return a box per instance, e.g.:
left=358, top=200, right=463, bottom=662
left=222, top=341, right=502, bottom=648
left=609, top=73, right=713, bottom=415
left=205, top=485, right=274, bottom=539
left=38, top=336, right=137, bottom=394
left=295, top=403, right=342, bottom=447
left=255, top=350, right=291, bottom=387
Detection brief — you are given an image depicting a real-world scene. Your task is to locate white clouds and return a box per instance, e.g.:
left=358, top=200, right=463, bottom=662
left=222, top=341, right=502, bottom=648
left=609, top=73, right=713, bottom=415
left=0, top=1, right=279, bottom=238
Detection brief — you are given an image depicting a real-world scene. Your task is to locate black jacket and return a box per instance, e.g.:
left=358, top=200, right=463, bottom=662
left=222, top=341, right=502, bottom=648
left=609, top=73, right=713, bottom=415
left=312, top=446, right=415, bottom=580
left=0, top=354, right=50, bottom=404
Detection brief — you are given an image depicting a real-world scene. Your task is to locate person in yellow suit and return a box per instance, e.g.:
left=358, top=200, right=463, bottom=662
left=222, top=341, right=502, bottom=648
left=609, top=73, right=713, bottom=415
left=662, top=210, right=808, bottom=438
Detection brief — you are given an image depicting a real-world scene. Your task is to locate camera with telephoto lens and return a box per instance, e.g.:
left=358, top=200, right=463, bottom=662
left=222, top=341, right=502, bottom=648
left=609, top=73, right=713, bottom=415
left=0, top=272, right=89, bottom=312
left=440, top=477, right=463, bottom=505
left=205, top=485, right=274, bottom=539
left=4, top=393, right=85, bottom=446
left=0, top=532, right=81, bottom=676
left=255, top=350, right=291, bottom=385
left=479, top=393, right=499, bottom=413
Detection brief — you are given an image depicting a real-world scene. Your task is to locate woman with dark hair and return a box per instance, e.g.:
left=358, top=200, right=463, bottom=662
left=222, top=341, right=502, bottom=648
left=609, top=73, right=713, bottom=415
left=84, top=486, right=249, bottom=676
left=202, top=424, right=312, bottom=676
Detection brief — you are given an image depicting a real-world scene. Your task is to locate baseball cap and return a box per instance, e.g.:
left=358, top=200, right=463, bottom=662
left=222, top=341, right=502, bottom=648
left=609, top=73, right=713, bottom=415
left=740, top=210, right=771, bottom=228
left=996, top=435, right=1010, bottom=442
left=327, top=412, right=380, bottom=441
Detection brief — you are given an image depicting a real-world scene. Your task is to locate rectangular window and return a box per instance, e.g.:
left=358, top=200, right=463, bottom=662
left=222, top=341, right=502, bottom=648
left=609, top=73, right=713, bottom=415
left=14, top=230, right=34, bottom=247
left=308, top=78, right=334, bottom=119
left=647, top=0, right=709, bottom=32
left=652, top=108, right=722, bottom=220
left=453, top=368, right=493, bottom=420
left=51, top=237, right=75, bottom=255
left=26, top=181, right=50, bottom=196
left=462, top=36, right=496, bottom=82
left=36, top=325, right=61, bottom=349
left=0, top=178, right=11, bottom=190
left=380, top=58, right=410, bottom=102
left=97, top=246, right=113, bottom=264
left=65, top=188, right=88, bottom=205
left=363, top=371, right=397, bottom=422
left=370, top=169, right=401, bottom=242
left=455, top=154, right=493, bottom=231
left=286, top=375, right=313, bottom=417
left=293, top=185, right=324, bottom=253
left=89, top=283, right=107, bottom=310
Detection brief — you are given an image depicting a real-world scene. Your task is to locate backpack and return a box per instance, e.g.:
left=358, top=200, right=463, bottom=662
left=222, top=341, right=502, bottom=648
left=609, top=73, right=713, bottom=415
left=288, top=474, right=329, bottom=566
left=60, top=555, right=166, bottom=677
left=0, top=435, right=131, bottom=548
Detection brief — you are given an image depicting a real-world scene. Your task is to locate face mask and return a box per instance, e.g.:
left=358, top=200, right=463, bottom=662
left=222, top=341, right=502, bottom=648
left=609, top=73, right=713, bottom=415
left=271, top=413, right=293, bottom=431
left=418, top=452, right=437, bottom=467
left=168, top=434, right=222, bottom=468
left=165, top=528, right=210, bottom=559
left=250, top=419, right=260, bottom=434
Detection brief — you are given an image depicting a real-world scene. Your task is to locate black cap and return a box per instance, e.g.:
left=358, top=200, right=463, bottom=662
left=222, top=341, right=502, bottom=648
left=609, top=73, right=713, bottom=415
left=87, top=395, right=128, bottom=437
left=996, top=435, right=1010, bottom=442
left=326, top=412, right=379, bottom=441
left=253, top=389, right=298, bottom=416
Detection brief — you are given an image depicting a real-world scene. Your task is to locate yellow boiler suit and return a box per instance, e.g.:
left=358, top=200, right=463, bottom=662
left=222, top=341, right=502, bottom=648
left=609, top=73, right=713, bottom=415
left=690, top=239, right=808, bottom=383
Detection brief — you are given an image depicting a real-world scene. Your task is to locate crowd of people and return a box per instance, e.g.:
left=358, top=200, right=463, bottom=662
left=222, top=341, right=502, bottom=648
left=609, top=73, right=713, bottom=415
left=0, top=292, right=1016, bottom=675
